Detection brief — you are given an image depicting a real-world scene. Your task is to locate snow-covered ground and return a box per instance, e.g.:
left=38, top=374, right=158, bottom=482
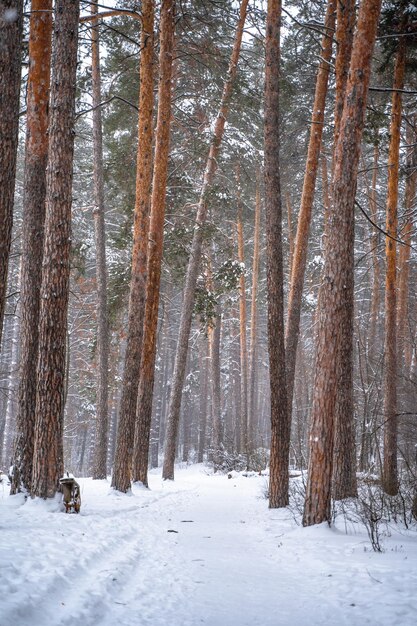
left=1, top=465, right=416, bottom=626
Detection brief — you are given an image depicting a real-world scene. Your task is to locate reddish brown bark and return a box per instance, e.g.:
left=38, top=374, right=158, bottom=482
left=382, top=39, right=406, bottom=496
left=162, top=0, right=249, bottom=481
left=333, top=0, right=356, bottom=150
left=31, top=0, right=80, bottom=499
left=265, top=0, right=289, bottom=508
left=91, top=1, right=110, bottom=480
left=131, top=0, right=174, bottom=487
left=285, top=0, right=336, bottom=430
left=11, top=0, right=52, bottom=494
left=111, top=0, right=155, bottom=492
left=303, top=0, right=382, bottom=526
left=0, top=1, right=23, bottom=351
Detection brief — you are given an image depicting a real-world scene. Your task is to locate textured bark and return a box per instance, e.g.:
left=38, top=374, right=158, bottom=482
left=285, top=0, right=336, bottom=429
left=210, top=304, right=222, bottom=468
left=2, top=296, right=20, bottom=468
left=197, top=338, right=209, bottom=464
left=333, top=0, right=356, bottom=150
left=10, top=0, right=52, bottom=494
left=320, top=154, right=331, bottom=227
left=367, top=142, right=381, bottom=358
left=31, top=0, right=80, bottom=499
left=382, top=39, right=406, bottom=497
left=162, top=0, right=249, bottom=481
left=285, top=192, right=294, bottom=275
left=237, top=179, right=249, bottom=458
left=248, top=179, right=261, bottom=448
left=332, top=0, right=357, bottom=502
left=303, top=0, right=381, bottom=526
left=111, top=0, right=154, bottom=492
left=397, top=121, right=416, bottom=371
left=0, top=0, right=23, bottom=351
left=131, top=0, right=174, bottom=487
left=91, top=1, right=110, bottom=480
left=265, top=0, right=289, bottom=508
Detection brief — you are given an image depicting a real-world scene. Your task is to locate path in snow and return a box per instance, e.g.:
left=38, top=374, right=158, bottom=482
left=1, top=465, right=417, bottom=626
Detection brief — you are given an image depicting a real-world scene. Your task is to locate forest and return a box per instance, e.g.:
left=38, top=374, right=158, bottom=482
left=1, top=0, right=417, bottom=623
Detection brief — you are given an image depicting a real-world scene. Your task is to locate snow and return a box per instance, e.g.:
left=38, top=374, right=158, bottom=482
left=1, top=465, right=417, bottom=626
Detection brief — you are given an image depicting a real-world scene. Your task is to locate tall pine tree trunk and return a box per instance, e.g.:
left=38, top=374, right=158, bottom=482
left=397, top=121, right=416, bottom=370
left=331, top=0, right=357, bottom=502
left=210, top=304, right=222, bottom=468
left=111, top=0, right=155, bottom=492
left=285, top=0, right=336, bottom=427
left=162, top=0, right=249, bottom=481
left=31, top=0, right=80, bottom=499
left=197, top=336, right=209, bottom=463
left=132, top=0, right=174, bottom=487
left=11, top=0, right=52, bottom=494
left=236, top=177, right=249, bottom=459
left=368, top=142, right=381, bottom=359
left=382, top=38, right=406, bottom=496
left=264, top=0, right=289, bottom=508
left=91, top=1, right=110, bottom=480
left=0, top=0, right=23, bottom=351
left=248, top=178, right=261, bottom=449
left=303, top=0, right=381, bottom=526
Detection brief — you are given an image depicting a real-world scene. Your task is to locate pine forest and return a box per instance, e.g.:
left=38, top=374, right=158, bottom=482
left=1, top=1, right=417, bottom=624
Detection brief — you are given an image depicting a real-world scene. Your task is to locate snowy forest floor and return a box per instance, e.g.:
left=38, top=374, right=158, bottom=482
left=1, top=465, right=417, bottom=626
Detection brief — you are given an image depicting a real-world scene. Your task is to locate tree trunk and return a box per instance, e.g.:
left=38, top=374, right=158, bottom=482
left=2, top=300, right=20, bottom=469
left=264, top=0, right=289, bottom=508
left=10, top=0, right=52, bottom=494
left=162, top=0, right=249, bottom=481
left=397, top=121, right=416, bottom=370
left=382, top=39, right=406, bottom=496
left=31, top=0, right=80, bottom=499
left=131, top=0, right=174, bottom=487
left=197, top=336, right=209, bottom=464
left=367, top=142, right=381, bottom=359
left=237, top=177, right=249, bottom=460
left=333, top=0, right=356, bottom=150
left=332, top=0, right=358, bottom=502
left=0, top=0, right=23, bottom=351
left=303, top=0, right=381, bottom=526
left=211, top=304, right=222, bottom=468
left=286, top=192, right=295, bottom=275
left=111, top=0, right=155, bottom=492
left=91, top=0, right=110, bottom=480
left=248, top=178, right=261, bottom=449
left=285, top=0, right=336, bottom=429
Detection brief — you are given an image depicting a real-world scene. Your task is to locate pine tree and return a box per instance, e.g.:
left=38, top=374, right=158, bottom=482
left=0, top=0, right=23, bottom=351
left=111, top=0, right=155, bottom=492
left=90, top=0, right=111, bottom=480
left=162, top=0, right=250, bottom=481
left=11, top=0, right=53, bottom=494
left=303, top=0, right=382, bottom=526
left=131, top=0, right=175, bottom=487
left=31, top=0, right=80, bottom=499
left=264, top=0, right=289, bottom=508
left=382, top=36, right=406, bottom=496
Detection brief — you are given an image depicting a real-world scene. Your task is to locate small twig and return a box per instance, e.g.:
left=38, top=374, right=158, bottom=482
left=366, top=569, right=383, bottom=584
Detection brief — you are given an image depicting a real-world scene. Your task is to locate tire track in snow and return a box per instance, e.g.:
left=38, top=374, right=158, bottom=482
left=1, top=482, right=197, bottom=626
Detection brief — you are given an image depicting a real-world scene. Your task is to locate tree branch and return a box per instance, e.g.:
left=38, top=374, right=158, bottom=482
left=76, top=95, right=138, bottom=119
